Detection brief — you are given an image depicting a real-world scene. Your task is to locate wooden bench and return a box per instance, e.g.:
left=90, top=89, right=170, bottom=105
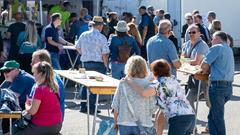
left=0, top=111, right=22, bottom=135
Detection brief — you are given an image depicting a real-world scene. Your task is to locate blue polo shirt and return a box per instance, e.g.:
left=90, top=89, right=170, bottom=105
left=138, top=13, right=155, bottom=42
left=0, top=70, right=35, bottom=109
left=109, top=35, right=140, bottom=62
left=147, top=33, right=179, bottom=76
left=203, top=43, right=234, bottom=81
left=45, top=23, right=60, bottom=53
left=182, top=38, right=209, bottom=59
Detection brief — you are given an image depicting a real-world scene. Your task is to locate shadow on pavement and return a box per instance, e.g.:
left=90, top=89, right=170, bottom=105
left=230, top=95, right=240, bottom=101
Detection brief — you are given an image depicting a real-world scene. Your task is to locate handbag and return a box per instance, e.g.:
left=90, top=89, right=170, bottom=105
left=19, top=41, right=37, bottom=54
left=14, top=110, right=32, bottom=129
left=96, top=120, right=117, bottom=135
left=122, top=84, right=156, bottom=135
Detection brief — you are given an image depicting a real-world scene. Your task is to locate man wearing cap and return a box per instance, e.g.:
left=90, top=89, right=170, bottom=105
left=108, top=20, right=140, bottom=79
left=0, top=60, right=35, bottom=134
left=76, top=16, right=110, bottom=114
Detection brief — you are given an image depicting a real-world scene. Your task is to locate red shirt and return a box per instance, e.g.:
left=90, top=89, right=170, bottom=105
left=32, top=85, right=62, bottom=126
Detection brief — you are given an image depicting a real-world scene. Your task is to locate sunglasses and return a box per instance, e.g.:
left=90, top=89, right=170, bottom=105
left=188, top=31, right=197, bottom=35
left=2, top=69, right=13, bottom=73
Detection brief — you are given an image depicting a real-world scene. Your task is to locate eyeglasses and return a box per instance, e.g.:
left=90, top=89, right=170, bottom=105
left=188, top=31, right=197, bottom=35
left=2, top=69, right=13, bottom=73
left=185, top=18, right=191, bottom=21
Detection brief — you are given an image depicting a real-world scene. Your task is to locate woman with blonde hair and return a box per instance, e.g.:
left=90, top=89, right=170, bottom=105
left=14, top=61, right=62, bottom=135
left=17, top=20, right=42, bottom=73
left=125, top=59, right=195, bottom=135
left=128, top=22, right=143, bottom=47
left=112, top=55, right=157, bottom=135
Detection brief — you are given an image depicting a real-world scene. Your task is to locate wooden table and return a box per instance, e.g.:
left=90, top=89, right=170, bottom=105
left=54, top=70, right=119, bottom=135
left=0, top=111, right=21, bottom=135
left=178, top=64, right=208, bottom=135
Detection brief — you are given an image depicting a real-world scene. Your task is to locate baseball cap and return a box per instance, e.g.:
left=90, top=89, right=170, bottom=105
left=0, top=60, right=20, bottom=71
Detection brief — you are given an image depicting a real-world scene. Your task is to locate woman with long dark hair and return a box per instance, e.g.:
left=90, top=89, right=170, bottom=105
left=108, top=20, right=140, bottom=79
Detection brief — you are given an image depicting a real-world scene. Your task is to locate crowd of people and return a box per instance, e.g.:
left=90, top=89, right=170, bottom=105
left=0, top=1, right=235, bottom=135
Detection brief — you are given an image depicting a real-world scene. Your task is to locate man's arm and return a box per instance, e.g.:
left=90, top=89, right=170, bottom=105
left=142, top=26, right=148, bottom=44
left=59, top=37, right=74, bottom=46
left=201, top=62, right=210, bottom=74
left=102, top=53, right=109, bottom=69
left=47, top=37, right=63, bottom=49
left=76, top=48, right=81, bottom=54
left=113, top=109, right=119, bottom=132
left=190, top=54, right=204, bottom=66
left=173, top=60, right=182, bottom=69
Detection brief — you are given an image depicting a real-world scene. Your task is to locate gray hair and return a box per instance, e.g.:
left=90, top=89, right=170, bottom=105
left=158, top=19, right=172, bottom=34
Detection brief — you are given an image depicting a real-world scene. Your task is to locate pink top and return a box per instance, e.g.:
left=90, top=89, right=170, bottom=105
left=32, top=85, right=62, bottom=126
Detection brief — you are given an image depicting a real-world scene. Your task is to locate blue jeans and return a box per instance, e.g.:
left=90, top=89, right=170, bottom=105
left=80, top=62, right=106, bottom=110
left=111, top=63, right=125, bottom=80
left=208, top=81, right=232, bottom=135
left=50, top=52, right=61, bottom=70
left=168, top=115, right=195, bottom=135
left=119, top=125, right=140, bottom=135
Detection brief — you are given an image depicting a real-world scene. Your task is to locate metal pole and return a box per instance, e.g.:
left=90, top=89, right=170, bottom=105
left=9, top=118, right=12, bottom=135
left=92, top=94, right=99, bottom=135
left=39, top=0, right=43, bottom=25
left=87, top=89, right=90, bottom=135
left=193, top=80, right=202, bottom=135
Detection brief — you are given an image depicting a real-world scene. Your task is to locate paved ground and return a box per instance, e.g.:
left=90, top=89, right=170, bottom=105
left=61, top=58, right=240, bottom=135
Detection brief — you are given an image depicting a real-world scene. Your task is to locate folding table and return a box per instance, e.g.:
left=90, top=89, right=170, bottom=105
left=54, top=70, right=119, bottom=135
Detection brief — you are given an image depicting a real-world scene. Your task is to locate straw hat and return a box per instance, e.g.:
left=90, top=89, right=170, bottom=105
left=91, top=16, right=104, bottom=25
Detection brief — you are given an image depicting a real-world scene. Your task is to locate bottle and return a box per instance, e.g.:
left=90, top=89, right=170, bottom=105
left=74, top=35, right=78, bottom=45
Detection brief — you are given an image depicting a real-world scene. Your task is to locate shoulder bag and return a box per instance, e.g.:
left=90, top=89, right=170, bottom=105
left=122, top=83, right=156, bottom=135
